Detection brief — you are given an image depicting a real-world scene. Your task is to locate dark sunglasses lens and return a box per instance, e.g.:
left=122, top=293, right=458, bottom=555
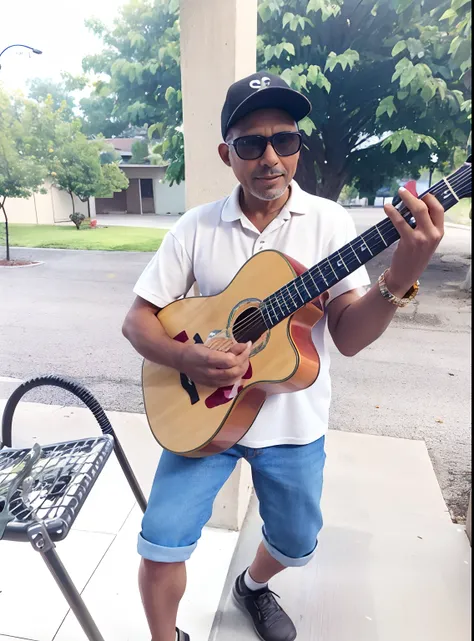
left=235, top=136, right=266, bottom=160
left=273, top=132, right=301, bottom=156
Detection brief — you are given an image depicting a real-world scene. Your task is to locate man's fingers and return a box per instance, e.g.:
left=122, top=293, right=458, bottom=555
left=207, top=341, right=251, bottom=369
left=207, top=350, right=235, bottom=369
left=421, top=193, right=445, bottom=235
left=211, top=364, right=247, bottom=385
left=230, top=341, right=252, bottom=356
left=398, top=187, right=432, bottom=230
left=384, top=203, right=413, bottom=240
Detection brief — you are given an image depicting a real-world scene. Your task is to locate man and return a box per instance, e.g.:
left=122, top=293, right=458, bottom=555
left=122, top=71, right=444, bottom=641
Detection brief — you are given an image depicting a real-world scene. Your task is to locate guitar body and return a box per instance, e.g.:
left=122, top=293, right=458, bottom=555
left=141, top=157, right=473, bottom=457
left=142, top=250, right=324, bottom=457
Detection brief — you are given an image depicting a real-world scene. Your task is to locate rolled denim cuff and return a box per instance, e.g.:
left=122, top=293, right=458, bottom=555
left=137, top=532, right=197, bottom=562
left=262, top=531, right=317, bottom=567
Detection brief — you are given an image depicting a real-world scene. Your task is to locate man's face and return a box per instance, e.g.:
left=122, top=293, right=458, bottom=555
left=219, top=109, right=300, bottom=202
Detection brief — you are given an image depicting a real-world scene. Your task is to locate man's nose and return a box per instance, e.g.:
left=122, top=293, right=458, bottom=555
left=260, top=140, right=280, bottom=166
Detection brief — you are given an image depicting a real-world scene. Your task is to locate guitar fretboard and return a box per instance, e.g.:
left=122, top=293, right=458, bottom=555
left=256, top=160, right=471, bottom=330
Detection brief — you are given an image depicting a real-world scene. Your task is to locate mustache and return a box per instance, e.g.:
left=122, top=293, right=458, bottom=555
left=253, top=169, right=286, bottom=179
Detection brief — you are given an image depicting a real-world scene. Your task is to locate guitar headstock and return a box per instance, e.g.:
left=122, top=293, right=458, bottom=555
left=452, top=156, right=472, bottom=200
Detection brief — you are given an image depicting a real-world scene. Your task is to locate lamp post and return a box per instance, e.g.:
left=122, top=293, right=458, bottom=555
left=0, top=44, right=42, bottom=70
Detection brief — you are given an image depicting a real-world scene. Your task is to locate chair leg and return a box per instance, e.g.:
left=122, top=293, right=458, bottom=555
left=28, top=523, right=106, bottom=641
left=113, top=438, right=148, bottom=514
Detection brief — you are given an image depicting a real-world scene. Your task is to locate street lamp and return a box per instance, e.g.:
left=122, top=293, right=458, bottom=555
left=0, top=44, right=42, bottom=70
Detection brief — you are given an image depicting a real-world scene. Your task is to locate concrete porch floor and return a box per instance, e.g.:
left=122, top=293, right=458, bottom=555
left=0, top=401, right=471, bottom=641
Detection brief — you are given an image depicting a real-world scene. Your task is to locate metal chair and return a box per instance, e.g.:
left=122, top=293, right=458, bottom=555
left=0, top=375, right=148, bottom=641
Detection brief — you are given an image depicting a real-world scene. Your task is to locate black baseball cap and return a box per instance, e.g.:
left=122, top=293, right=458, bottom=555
left=221, top=71, right=312, bottom=139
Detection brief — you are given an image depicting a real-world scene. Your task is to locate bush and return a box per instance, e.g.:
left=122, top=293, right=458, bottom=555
left=69, top=212, right=85, bottom=230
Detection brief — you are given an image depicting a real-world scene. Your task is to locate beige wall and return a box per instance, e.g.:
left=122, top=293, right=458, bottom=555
left=119, top=165, right=185, bottom=215
left=180, top=0, right=257, bottom=210
left=126, top=179, right=141, bottom=214
left=467, top=491, right=471, bottom=545
left=4, top=182, right=91, bottom=225
left=154, top=179, right=185, bottom=215
left=121, top=166, right=164, bottom=180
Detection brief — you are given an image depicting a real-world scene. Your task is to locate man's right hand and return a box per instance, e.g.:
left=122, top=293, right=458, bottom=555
left=179, top=341, right=252, bottom=388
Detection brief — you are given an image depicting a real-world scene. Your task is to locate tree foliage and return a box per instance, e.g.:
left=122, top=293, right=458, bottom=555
left=82, top=0, right=183, bottom=183
left=82, top=0, right=470, bottom=199
left=0, top=88, right=129, bottom=251
left=131, top=139, right=149, bottom=164
left=0, top=88, right=47, bottom=260
left=257, top=0, right=471, bottom=199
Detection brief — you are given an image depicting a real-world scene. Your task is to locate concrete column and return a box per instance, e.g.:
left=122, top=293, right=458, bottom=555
left=180, top=0, right=258, bottom=210
left=466, top=490, right=472, bottom=545
left=138, top=178, right=143, bottom=215
left=180, top=0, right=257, bottom=530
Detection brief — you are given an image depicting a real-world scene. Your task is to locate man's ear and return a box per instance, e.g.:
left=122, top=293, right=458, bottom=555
left=218, top=142, right=231, bottom=167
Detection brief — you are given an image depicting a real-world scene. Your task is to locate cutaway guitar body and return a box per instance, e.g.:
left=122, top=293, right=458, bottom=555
left=141, top=157, right=472, bottom=457
left=142, top=250, right=323, bottom=457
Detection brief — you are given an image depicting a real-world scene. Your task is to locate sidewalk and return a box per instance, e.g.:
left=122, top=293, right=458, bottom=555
left=0, top=401, right=239, bottom=641
left=0, top=400, right=471, bottom=641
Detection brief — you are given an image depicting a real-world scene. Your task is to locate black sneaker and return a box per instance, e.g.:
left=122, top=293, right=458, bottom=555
left=232, top=571, right=297, bottom=641
left=151, top=628, right=189, bottom=641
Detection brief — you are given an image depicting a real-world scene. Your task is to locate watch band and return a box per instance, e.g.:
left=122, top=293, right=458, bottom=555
left=378, top=269, right=419, bottom=307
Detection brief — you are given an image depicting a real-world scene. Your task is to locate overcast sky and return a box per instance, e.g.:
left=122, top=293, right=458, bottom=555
left=0, top=0, right=128, bottom=94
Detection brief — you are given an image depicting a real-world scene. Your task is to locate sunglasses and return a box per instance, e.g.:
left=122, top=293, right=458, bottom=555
left=227, top=131, right=303, bottom=161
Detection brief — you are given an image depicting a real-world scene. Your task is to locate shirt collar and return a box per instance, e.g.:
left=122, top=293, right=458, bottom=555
left=221, top=179, right=308, bottom=223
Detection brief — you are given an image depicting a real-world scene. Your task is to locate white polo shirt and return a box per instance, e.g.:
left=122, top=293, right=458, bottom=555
left=134, top=180, right=370, bottom=448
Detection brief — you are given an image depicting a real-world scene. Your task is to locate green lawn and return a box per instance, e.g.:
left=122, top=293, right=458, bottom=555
left=9, top=224, right=168, bottom=252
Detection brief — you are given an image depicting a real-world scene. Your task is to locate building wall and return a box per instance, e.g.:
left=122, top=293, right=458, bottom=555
left=94, top=165, right=186, bottom=216
left=142, top=197, right=155, bottom=214
left=126, top=178, right=141, bottom=214
left=4, top=183, right=91, bottom=224
left=153, top=179, right=185, bottom=215
left=95, top=189, right=128, bottom=214
left=121, top=166, right=164, bottom=180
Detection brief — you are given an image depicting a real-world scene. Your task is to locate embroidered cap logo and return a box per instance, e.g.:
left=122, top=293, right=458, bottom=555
left=249, top=76, right=271, bottom=90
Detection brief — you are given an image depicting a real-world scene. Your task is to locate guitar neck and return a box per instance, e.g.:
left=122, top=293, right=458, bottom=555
left=258, top=160, right=472, bottom=330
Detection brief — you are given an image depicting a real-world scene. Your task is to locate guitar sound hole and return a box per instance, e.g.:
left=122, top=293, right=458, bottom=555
left=233, top=306, right=266, bottom=344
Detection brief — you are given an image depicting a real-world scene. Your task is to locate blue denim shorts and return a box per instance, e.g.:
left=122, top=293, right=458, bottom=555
left=138, top=435, right=326, bottom=567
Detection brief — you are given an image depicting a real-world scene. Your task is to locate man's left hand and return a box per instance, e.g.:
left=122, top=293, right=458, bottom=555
left=383, top=187, right=444, bottom=296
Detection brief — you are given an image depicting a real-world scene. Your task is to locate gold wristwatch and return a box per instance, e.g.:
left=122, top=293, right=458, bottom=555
left=377, top=269, right=419, bottom=307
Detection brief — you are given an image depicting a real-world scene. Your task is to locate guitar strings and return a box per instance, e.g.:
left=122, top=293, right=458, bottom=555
left=229, top=168, right=472, bottom=340
left=232, top=170, right=471, bottom=339
left=233, top=170, right=472, bottom=338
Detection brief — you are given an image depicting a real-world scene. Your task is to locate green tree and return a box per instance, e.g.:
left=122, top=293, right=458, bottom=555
left=27, top=73, right=131, bottom=139
left=83, top=0, right=470, bottom=198
left=257, top=0, right=471, bottom=199
left=82, top=0, right=182, bottom=182
left=130, top=139, right=149, bottom=164
left=27, top=75, right=83, bottom=120
left=80, top=93, right=131, bottom=139
left=0, top=89, right=46, bottom=261
left=17, top=95, right=129, bottom=219
left=47, top=124, right=129, bottom=215
left=94, top=161, right=130, bottom=198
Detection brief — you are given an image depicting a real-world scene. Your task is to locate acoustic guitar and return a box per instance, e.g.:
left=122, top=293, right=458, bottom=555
left=142, top=158, right=472, bottom=457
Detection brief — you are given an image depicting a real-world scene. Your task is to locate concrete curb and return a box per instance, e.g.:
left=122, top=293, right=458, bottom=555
left=0, top=260, right=44, bottom=268
left=444, top=222, right=472, bottom=230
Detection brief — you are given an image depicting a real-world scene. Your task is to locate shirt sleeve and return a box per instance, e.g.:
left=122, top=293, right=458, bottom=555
left=133, top=229, right=196, bottom=308
left=325, top=207, right=371, bottom=305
